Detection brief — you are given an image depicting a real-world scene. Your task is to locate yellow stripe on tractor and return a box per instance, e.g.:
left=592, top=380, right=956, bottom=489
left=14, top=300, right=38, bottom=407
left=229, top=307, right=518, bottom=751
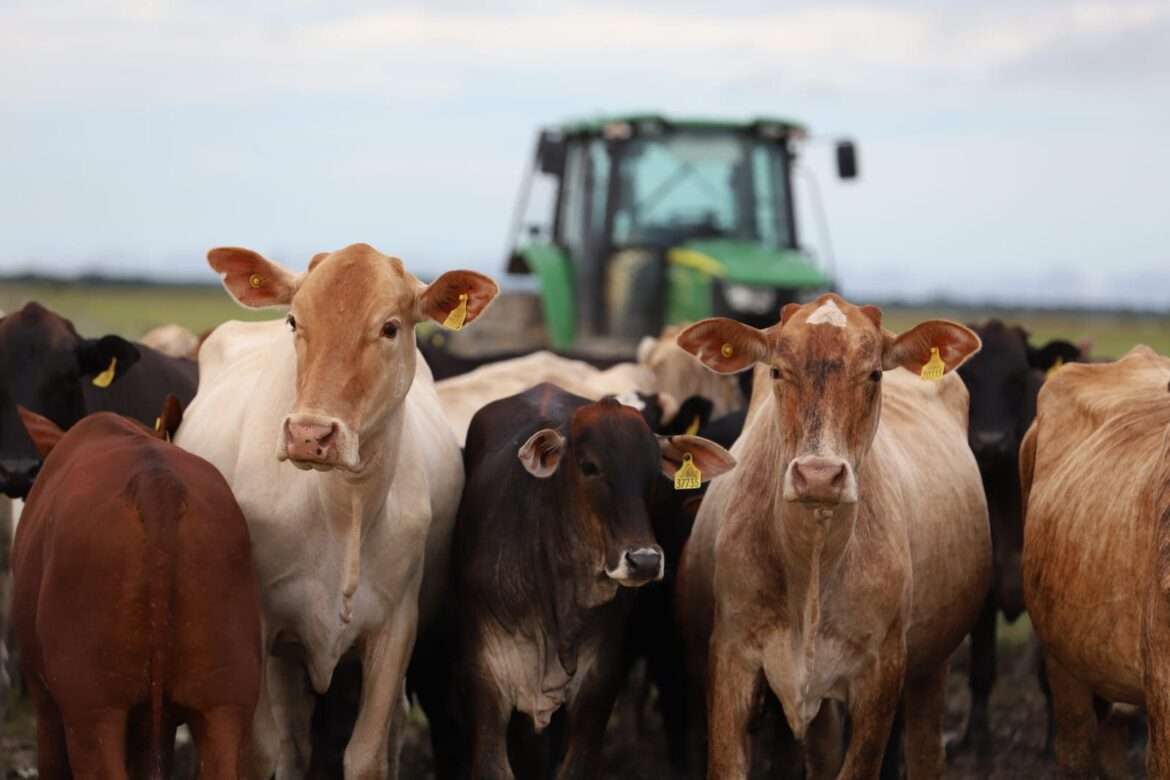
left=667, top=248, right=727, bottom=278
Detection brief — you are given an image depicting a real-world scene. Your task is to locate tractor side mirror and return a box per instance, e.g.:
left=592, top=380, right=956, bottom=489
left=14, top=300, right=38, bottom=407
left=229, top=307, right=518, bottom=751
left=836, top=140, right=859, bottom=180
left=538, top=132, right=567, bottom=177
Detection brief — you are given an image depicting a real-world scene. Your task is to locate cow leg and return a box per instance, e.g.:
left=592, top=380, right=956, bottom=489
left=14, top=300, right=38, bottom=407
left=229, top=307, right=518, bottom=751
left=804, top=700, right=845, bottom=780
left=901, top=663, right=947, bottom=780
left=706, top=631, right=760, bottom=779
left=839, top=638, right=904, bottom=780
left=190, top=704, right=252, bottom=780
left=1095, top=704, right=1129, bottom=780
left=262, top=651, right=315, bottom=779
left=1045, top=654, right=1096, bottom=777
left=557, top=636, right=626, bottom=780
left=30, top=681, right=70, bottom=780
left=469, top=670, right=514, bottom=779
left=344, top=604, right=419, bottom=780
left=948, top=594, right=996, bottom=759
left=62, top=708, right=129, bottom=780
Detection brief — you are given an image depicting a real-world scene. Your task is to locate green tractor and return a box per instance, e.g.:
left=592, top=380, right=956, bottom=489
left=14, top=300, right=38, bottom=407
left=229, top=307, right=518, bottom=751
left=505, top=114, right=858, bottom=349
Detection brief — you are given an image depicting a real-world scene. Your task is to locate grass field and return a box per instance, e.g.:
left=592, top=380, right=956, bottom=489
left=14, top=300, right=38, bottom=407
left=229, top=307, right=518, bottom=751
left=1, top=281, right=1166, bottom=359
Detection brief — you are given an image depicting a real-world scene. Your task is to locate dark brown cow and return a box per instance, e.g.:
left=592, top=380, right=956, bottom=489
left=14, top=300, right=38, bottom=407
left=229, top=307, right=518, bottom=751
left=444, top=383, right=734, bottom=779
left=12, top=404, right=261, bottom=779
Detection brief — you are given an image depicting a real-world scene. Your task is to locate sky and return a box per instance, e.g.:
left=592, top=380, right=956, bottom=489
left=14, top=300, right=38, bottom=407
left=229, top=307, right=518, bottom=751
left=1, top=0, right=1168, bottom=306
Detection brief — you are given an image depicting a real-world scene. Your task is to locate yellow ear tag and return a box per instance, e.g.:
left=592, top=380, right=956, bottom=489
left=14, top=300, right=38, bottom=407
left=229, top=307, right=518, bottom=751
left=674, top=452, right=702, bottom=491
left=684, top=416, right=701, bottom=436
left=248, top=273, right=264, bottom=289
left=92, top=356, right=117, bottom=388
left=920, top=347, right=945, bottom=382
left=1046, top=356, right=1064, bottom=380
left=442, top=293, right=469, bottom=331
left=154, top=416, right=171, bottom=442
left=720, top=343, right=734, bottom=358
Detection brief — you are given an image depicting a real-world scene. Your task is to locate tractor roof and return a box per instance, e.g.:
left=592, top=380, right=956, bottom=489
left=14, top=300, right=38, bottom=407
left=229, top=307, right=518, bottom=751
left=549, top=114, right=808, bottom=138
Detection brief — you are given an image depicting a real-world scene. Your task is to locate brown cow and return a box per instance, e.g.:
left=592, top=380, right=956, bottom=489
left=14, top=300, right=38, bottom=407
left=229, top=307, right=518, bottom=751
left=11, top=403, right=261, bottom=779
left=677, top=294, right=990, bottom=779
left=1021, top=345, right=1170, bottom=777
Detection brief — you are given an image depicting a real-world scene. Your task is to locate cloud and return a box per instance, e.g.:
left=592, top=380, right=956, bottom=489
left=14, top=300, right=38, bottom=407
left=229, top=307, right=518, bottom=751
left=3, top=1, right=1167, bottom=104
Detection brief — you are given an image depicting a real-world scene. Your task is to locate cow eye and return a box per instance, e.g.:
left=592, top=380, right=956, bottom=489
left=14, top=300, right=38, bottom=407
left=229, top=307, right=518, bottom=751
left=579, top=460, right=600, bottom=477
left=381, top=320, right=400, bottom=339
left=770, top=367, right=781, bottom=380
left=869, top=369, right=882, bottom=382
left=286, top=314, right=297, bottom=333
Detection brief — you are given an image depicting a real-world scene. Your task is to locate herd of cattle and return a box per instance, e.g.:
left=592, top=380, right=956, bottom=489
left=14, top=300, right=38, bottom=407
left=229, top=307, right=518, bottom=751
left=0, top=241, right=1167, bottom=779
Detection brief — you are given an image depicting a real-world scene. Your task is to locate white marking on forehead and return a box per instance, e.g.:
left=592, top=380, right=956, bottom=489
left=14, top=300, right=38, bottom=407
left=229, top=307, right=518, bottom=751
left=806, top=300, right=847, bottom=328
left=613, top=390, right=646, bottom=411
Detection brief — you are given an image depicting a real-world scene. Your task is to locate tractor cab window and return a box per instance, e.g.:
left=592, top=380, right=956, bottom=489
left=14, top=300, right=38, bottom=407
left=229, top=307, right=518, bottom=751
left=611, top=131, right=793, bottom=249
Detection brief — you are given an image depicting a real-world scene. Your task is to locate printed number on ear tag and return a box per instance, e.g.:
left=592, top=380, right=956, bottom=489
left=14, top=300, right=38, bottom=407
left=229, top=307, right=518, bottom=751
left=674, top=453, right=702, bottom=491
left=443, top=293, right=469, bottom=331
left=920, top=347, right=945, bottom=382
left=92, top=357, right=117, bottom=388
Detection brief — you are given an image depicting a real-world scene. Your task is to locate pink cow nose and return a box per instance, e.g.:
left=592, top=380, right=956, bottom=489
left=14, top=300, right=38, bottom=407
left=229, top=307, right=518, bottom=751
left=788, top=455, right=852, bottom=505
left=285, top=419, right=338, bottom=463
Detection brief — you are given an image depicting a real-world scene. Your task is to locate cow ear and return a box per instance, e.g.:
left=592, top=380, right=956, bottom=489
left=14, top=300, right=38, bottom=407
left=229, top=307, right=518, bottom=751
left=208, top=247, right=300, bottom=309
left=661, top=395, right=714, bottom=436
left=636, top=335, right=658, bottom=365
left=17, top=406, right=65, bottom=458
left=677, top=318, right=768, bottom=374
left=883, top=320, right=981, bottom=376
left=1027, top=339, right=1081, bottom=371
left=518, top=428, right=566, bottom=478
left=77, top=335, right=140, bottom=387
left=418, top=270, right=499, bottom=330
left=658, top=435, right=737, bottom=483
left=155, top=394, right=184, bottom=442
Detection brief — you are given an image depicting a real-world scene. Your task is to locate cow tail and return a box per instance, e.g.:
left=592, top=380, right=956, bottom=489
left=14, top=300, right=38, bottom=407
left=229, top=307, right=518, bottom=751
left=129, top=467, right=185, bottom=780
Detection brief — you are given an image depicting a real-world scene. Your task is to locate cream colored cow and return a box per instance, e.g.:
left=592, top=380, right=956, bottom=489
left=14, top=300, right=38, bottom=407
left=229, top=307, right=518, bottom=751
left=176, top=243, right=497, bottom=779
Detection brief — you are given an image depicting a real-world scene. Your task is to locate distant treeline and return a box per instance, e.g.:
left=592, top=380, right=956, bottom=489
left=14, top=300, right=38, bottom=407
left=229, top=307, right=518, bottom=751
left=0, top=273, right=1164, bottom=316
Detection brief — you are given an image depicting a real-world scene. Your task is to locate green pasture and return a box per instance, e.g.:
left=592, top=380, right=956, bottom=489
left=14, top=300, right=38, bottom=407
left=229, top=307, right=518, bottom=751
left=0, top=281, right=1167, bottom=358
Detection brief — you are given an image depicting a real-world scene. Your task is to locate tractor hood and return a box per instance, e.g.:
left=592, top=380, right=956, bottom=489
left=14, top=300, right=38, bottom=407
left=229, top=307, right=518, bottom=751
left=669, top=239, right=832, bottom=289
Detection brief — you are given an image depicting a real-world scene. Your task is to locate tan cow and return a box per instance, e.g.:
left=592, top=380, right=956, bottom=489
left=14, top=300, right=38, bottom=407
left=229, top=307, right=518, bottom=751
left=435, top=351, right=655, bottom=445
left=1020, top=345, right=1170, bottom=777
left=638, top=325, right=745, bottom=418
left=677, top=294, right=990, bottom=779
left=175, top=243, right=497, bottom=779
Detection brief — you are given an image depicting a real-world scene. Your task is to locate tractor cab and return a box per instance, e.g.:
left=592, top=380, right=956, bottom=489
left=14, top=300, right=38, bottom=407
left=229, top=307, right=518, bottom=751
left=506, top=114, right=857, bottom=349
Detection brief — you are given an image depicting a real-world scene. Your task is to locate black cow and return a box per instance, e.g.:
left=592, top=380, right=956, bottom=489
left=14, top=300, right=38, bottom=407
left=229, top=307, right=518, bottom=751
left=0, top=302, right=198, bottom=497
left=443, top=384, right=734, bottom=779
left=623, top=406, right=746, bottom=773
left=951, top=320, right=1081, bottom=756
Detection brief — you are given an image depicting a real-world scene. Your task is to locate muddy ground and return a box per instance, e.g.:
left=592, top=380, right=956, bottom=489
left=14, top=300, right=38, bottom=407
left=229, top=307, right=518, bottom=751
left=0, top=626, right=1147, bottom=778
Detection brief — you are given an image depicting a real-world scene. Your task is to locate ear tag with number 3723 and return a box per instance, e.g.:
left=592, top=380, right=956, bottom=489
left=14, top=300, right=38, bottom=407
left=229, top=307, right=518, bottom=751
left=674, top=453, right=702, bottom=490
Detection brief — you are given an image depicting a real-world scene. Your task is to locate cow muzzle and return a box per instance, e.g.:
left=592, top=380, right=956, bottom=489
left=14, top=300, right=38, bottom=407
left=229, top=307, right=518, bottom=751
left=783, top=455, right=858, bottom=506
left=0, top=458, right=40, bottom=498
left=279, top=414, right=359, bottom=471
left=606, top=546, right=664, bottom=587
left=971, top=430, right=1014, bottom=460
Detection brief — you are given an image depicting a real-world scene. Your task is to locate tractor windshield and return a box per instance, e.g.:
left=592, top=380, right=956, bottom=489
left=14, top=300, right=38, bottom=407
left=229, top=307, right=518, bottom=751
left=611, top=131, right=793, bottom=249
